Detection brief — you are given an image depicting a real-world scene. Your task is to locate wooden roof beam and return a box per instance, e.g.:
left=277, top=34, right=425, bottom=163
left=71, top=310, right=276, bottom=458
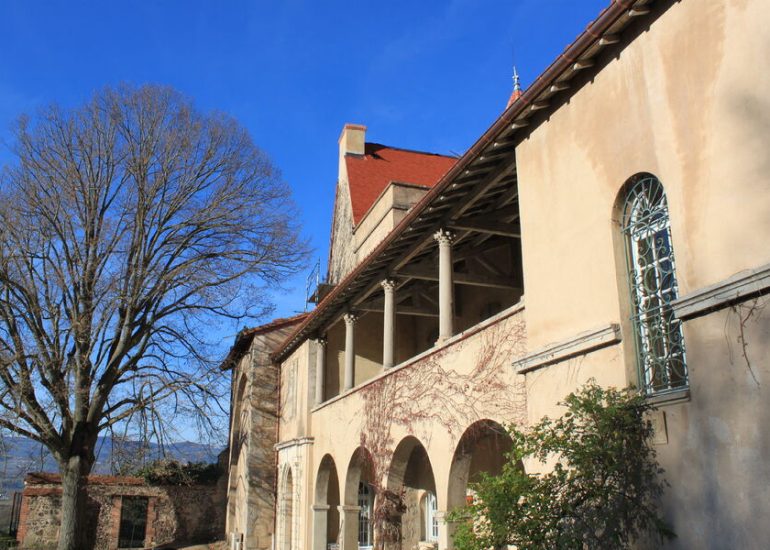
left=397, top=266, right=517, bottom=289
left=448, top=218, right=521, bottom=238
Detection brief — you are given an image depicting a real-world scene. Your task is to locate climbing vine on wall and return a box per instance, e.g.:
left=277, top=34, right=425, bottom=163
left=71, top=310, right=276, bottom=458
left=356, top=315, right=528, bottom=548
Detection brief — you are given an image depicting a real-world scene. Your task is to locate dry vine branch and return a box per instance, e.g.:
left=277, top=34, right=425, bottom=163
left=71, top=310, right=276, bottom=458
left=726, top=297, right=766, bottom=387
left=358, top=317, right=527, bottom=548
left=0, top=84, right=307, bottom=550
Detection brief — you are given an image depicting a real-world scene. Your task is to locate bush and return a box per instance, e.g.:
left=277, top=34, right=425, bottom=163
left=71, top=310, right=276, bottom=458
left=134, top=459, right=221, bottom=486
left=449, top=383, right=674, bottom=549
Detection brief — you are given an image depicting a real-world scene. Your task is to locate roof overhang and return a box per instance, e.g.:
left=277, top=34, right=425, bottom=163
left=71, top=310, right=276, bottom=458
left=272, top=0, right=662, bottom=363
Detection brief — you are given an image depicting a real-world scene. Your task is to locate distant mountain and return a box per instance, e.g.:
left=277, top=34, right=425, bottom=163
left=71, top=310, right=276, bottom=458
left=0, top=436, right=222, bottom=497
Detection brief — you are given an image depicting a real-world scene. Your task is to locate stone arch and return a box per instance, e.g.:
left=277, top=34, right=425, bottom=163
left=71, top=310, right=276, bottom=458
left=447, top=419, right=515, bottom=511
left=314, top=454, right=340, bottom=550
left=341, top=446, right=376, bottom=548
left=384, top=436, right=438, bottom=547
left=344, top=446, right=376, bottom=506
left=612, top=172, right=663, bottom=223
left=279, top=464, right=295, bottom=550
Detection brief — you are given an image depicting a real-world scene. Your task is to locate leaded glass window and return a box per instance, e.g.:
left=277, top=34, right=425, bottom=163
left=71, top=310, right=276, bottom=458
left=622, top=176, right=687, bottom=395
left=358, top=482, right=373, bottom=548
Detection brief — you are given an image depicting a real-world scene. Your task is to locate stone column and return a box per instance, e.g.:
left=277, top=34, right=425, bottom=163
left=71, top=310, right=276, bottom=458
left=434, top=229, right=456, bottom=343
left=343, top=313, right=358, bottom=391
left=338, top=504, right=361, bottom=550
left=314, top=337, right=327, bottom=405
left=381, top=279, right=397, bottom=369
left=436, top=510, right=453, bottom=549
left=312, top=504, right=330, bottom=550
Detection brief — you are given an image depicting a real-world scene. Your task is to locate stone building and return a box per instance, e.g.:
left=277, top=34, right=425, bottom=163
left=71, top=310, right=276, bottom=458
left=224, top=0, right=770, bottom=549
left=16, top=472, right=225, bottom=549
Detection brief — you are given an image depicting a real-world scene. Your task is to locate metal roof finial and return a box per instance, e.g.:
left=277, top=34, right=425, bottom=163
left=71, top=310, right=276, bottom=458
left=513, top=65, right=521, bottom=93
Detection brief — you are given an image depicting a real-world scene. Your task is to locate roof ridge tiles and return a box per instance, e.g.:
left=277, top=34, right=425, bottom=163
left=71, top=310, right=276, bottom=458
left=363, top=142, right=459, bottom=159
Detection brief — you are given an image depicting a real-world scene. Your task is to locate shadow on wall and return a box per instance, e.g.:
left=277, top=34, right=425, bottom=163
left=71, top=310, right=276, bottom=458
left=656, top=296, right=770, bottom=550
left=83, top=495, right=101, bottom=549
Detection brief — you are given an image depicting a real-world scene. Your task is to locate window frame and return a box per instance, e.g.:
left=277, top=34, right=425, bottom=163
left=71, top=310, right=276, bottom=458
left=117, top=495, right=149, bottom=549
left=357, top=482, right=374, bottom=549
left=621, top=175, right=688, bottom=396
left=424, top=491, right=439, bottom=542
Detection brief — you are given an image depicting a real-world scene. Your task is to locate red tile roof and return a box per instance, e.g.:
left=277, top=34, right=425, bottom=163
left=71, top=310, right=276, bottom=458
left=346, top=143, right=457, bottom=225
left=506, top=89, right=523, bottom=109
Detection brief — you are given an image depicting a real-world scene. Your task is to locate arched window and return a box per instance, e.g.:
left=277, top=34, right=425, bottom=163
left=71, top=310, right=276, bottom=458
left=422, top=491, right=439, bottom=542
left=358, top=482, right=374, bottom=548
left=621, top=175, right=687, bottom=395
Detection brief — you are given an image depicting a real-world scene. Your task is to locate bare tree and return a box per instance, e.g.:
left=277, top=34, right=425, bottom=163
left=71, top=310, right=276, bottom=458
left=0, top=84, right=307, bottom=550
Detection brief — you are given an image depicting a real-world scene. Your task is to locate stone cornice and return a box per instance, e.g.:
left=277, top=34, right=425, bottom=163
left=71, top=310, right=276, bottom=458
left=274, top=436, right=315, bottom=452
left=513, top=323, right=621, bottom=374
left=672, top=263, right=770, bottom=320
left=311, top=301, right=525, bottom=413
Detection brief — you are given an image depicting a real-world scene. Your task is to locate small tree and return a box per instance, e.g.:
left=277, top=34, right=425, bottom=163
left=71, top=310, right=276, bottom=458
left=0, top=84, right=307, bottom=549
left=450, top=383, right=674, bottom=549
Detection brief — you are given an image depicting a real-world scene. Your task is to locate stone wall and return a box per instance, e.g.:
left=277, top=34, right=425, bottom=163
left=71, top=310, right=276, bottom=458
left=225, top=321, right=304, bottom=550
left=327, top=178, right=356, bottom=285
left=17, top=473, right=225, bottom=549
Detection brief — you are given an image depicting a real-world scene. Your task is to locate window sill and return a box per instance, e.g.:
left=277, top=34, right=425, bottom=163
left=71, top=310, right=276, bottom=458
left=645, top=387, right=690, bottom=406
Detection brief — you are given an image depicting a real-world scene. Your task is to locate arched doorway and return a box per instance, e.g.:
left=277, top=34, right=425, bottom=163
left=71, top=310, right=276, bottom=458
left=280, top=467, right=294, bottom=550
left=343, top=447, right=376, bottom=549
left=446, top=420, right=516, bottom=547
left=385, top=436, right=438, bottom=549
left=314, top=455, right=340, bottom=550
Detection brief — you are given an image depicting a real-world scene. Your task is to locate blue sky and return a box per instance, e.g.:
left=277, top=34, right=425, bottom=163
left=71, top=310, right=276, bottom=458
left=0, top=0, right=608, bottom=335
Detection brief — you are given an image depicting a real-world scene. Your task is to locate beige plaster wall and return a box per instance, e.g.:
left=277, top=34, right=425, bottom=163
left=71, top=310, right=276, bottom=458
left=280, top=342, right=312, bottom=443
left=322, top=310, right=428, bottom=400
left=324, top=320, right=345, bottom=399
left=304, top=306, right=527, bottom=549
left=654, top=297, right=770, bottom=549
left=354, top=184, right=430, bottom=262
left=454, top=284, right=520, bottom=335
left=353, top=311, right=385, bottom=386
left=514, top=0, right=770, bottom=547
left=517, top=0, right=770, bottom=353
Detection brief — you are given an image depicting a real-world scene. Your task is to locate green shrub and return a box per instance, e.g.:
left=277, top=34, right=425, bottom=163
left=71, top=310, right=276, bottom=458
left=449, top=383, right=674, bottom=549
left=134, top=459, right=221, bottom=486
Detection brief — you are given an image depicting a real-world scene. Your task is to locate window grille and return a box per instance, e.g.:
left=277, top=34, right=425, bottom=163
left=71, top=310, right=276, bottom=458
left=425, top=492, right=439, bottom=542
left=621, top=175, right=687, bottom=395
left=358, top=482, right=373, bottom=548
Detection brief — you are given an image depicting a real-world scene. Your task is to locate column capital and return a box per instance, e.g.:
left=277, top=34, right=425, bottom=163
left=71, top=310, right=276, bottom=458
left=433, top=228, right=456, bottom=246
left=314, top=336, right=328, bottom=347
left=338, top=504, right=362, bottom=513
left=343, top=312, right=359, bottom=325
left=380, top=278, right=397, bottom=292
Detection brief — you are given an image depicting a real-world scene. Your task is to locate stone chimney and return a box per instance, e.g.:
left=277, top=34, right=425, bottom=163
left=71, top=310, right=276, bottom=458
left=339, top=123, right=366, bottom=157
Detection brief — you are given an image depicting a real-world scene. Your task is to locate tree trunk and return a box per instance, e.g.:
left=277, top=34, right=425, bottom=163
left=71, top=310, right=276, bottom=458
left=58, top=454, right=92, bottom=550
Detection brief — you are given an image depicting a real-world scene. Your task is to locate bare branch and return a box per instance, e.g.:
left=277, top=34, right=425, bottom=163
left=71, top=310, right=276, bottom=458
left=0, top=84, right=308, bottom=550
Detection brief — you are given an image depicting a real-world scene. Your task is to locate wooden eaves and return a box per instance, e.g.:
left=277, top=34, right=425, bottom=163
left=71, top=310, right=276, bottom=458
left=271, top=0, right=661, bottom=364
